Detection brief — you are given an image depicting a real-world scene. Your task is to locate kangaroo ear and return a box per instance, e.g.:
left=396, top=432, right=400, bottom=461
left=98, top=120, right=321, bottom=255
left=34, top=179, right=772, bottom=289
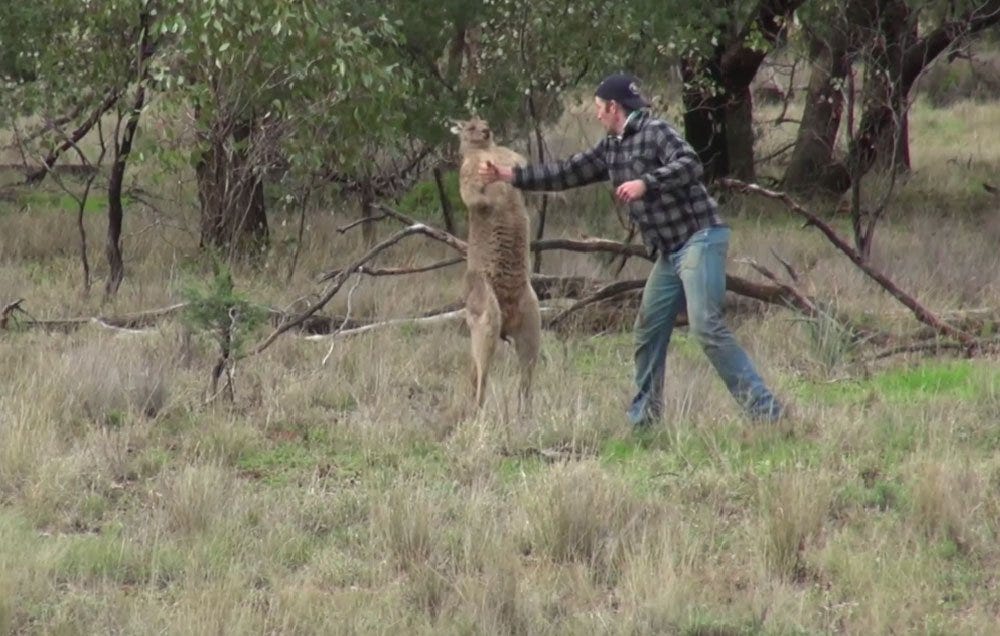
left=448, top=118, right=465, bottom=135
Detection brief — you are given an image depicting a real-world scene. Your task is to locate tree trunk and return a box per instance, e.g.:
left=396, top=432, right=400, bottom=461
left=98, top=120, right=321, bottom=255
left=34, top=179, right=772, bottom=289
left=815, top=0, right=1000, bottom=194
left=679, top=0, right=804, bottom=182
left=783, top=36, right=852, bottom=194
left=872, top=16, right=917, bottom=172
left=681, top=67, right=757, bottom=183
left=872, top=108, right=909, bottom=171
left=105, top=10, right=152, bottom=298
left=725, top=86, right=755, bottom=181
left=432, top=166, right=456, bottom=235
left=197, top=118, right=269, bottom=259
left=681, top=60, right=729, bottom=182
left=527, top=90, right=550, bottom=273
left=105, top=86, right=145, bottom=298
left=856, top=1, right=911, bottom=175
left=360, top=184, right=376, bottom=247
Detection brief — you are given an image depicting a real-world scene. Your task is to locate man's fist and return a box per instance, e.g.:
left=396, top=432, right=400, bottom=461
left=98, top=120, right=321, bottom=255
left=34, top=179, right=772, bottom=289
left=615, top=179, right=647, bottom=203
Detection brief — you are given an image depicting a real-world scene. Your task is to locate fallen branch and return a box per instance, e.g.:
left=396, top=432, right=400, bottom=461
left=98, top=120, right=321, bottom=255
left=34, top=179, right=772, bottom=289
left=736, top=258, right=819, bottom=317
left=719, top=178, right=979, bottom=351
left=0, top=296, right=461, bottom=338
left=306, top=308, right=467, bottom=340
left=304, top=303, right=570, bottom=341
left=769, top=248, right=801, bottom=283
left=869, top=337, right=1000, bottom=361
left=500, top=443, right=597, bottom=463
left=319, top=257, right=464, bottom=282
left=336, top=213, right=388, bottom=234
left=370, top=203, right=652, bottom=262
left=869, top=339, right=970, bottom=361
left=0, top=164, right=98, bottom=179
left=252, top=223, right=468, bottom=355
left=2, top=100, right=88, bottom=150
left=1, top=298, right=28, bottom=329
left=322, top=275, right=364, bottom=365
left=372, top=203, right=422, bottom=231
left=530, top=275, right=595, bottom=300
left=908, top=308, right=999, bottom=340
left=549, top=279, right=645, bottom=328
left=4, top=302, right=188, bottom=332
left=530, top=237, right=650, bottom=260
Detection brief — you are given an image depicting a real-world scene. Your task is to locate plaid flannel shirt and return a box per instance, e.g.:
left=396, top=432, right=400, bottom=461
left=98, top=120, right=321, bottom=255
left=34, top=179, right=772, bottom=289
left=511, top=110, right=723, bottom=254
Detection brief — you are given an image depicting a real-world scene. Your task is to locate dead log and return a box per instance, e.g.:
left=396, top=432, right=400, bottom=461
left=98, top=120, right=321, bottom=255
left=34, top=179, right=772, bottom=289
left=530, top=275, right=595, bottom=300
left=870, top=337, right=1000, bottom=361
left=549, top=280, right=645, bottom=328
left=908, top=308, right=999, bottom=340
left=2, top=302, right=188, bottom=332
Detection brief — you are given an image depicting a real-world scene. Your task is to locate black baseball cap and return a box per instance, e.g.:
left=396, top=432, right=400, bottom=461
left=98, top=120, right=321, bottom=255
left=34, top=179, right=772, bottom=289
left=595, top=73, right=650, bottom=111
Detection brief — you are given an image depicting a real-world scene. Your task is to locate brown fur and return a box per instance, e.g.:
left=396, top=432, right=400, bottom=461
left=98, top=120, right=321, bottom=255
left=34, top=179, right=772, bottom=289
left=452, top=117, right=541, bottom=414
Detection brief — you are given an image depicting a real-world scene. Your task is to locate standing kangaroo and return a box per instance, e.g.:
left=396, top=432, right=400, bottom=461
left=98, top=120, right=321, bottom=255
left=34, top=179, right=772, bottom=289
left=451, top=117, right=541, bottom=414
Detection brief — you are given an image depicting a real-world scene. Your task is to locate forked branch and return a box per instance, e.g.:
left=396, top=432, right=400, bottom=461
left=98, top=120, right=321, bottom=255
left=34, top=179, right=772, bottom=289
left=719, top=178, right=978, bottom=350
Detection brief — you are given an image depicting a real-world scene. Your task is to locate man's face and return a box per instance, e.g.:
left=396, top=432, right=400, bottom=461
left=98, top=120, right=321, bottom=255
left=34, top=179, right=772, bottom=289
left=594, top=97, right=620, bottom=134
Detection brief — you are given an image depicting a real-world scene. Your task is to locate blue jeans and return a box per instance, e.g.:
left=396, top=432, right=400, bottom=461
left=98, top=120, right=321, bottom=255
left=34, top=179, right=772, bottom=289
left=627, top=226, right=783, bottom=426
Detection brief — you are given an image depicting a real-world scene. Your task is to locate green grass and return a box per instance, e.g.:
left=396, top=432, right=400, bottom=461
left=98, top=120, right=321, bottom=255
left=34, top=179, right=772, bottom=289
left=793, top=359, right=993, bottom=406
left=55, top=530, right=184, bottom=587
left=919, top=106, right=970, bottom=142
left=16, top=190, right=136, bottom=215
left=236, top=442, right=323, bottom=485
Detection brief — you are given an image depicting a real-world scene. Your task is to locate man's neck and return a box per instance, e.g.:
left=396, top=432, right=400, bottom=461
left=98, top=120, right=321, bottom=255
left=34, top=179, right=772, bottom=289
left=615, top=110, right=640, bottom=138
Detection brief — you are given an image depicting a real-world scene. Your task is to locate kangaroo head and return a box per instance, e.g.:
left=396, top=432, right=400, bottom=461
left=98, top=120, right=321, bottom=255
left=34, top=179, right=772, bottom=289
left=450, top=117, right=493, bottom=152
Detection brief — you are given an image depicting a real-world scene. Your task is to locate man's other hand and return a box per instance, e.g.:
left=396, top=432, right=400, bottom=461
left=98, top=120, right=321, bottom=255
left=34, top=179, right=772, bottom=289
left=615, top=179, right=647, bottom=203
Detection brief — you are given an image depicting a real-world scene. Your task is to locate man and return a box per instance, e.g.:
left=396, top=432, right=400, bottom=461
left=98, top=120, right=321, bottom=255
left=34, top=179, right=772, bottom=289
left=478, top=72, right=784, bottom=426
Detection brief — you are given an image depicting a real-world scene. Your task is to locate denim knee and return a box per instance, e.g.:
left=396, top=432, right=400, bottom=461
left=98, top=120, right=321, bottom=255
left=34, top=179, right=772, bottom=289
left=688, top=316, right=730, bottom=350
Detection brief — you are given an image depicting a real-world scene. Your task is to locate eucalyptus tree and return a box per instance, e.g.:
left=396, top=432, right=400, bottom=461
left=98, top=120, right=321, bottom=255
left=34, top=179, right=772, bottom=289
left=581, top=1, right=839, bottom=186
left=786, top=0, right=1000, bottom=195
left=782, top=0, right=862, bottom=194
left=149, top=0, right=411, bottom=259
left=350, top=0, right=640, bottom=265
left=1, top=1, right=152, bottom=296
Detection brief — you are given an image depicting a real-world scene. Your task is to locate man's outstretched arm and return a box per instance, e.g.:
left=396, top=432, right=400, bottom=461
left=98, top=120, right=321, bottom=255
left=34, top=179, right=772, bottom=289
left=480, top=141, right=609, bottom=192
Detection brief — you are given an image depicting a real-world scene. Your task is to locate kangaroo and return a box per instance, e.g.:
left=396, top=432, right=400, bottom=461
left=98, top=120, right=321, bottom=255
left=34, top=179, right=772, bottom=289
left=451, top=117, right=541, bottom=414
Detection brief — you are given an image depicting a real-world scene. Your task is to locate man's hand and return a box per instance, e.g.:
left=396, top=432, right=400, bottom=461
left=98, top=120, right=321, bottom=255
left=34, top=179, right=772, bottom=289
left=615, top=179, right=647, bottom=203
left=478, top=160, right=514, bottom=185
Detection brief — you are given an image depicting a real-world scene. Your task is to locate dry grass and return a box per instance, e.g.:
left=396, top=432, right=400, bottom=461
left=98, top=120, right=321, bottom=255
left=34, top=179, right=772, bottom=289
left=1, top=96, right=999, bottom=634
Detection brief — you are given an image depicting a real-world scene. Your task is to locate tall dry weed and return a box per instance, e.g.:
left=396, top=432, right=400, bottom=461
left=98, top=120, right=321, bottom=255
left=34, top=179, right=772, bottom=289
left=760, top=471, right=832, bottom=581
left=55, top=337, right=170, bottom=424
left=520, top=461, right=655, bottom=585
